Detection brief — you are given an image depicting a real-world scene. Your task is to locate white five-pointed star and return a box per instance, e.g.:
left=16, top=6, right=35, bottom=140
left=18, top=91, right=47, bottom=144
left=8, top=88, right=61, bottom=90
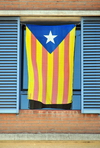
left=44, top=31, right=57, bottom=44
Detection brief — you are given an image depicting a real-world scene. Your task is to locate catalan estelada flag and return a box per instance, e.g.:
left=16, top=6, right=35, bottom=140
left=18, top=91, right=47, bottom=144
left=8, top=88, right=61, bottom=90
left=26, top=24, right=76, bottom=104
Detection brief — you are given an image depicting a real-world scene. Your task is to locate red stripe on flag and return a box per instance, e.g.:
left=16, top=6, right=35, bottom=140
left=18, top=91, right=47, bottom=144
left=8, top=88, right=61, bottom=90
left=31, top=34, right=39, bottom=101
left=42, top=47, right=48, bottom=104
left=52, top=48, right=59, bottom=104
left=62, top=34, right=69, bottom=104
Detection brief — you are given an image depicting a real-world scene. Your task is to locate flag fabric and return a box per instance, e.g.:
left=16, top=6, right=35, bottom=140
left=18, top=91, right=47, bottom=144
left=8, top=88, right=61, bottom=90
left=26, top=24, right=76, bottom=104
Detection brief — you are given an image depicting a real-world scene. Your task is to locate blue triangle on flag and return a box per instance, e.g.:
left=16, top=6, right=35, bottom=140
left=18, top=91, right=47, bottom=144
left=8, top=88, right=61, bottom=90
left=26, top=24, right=75, bottom=53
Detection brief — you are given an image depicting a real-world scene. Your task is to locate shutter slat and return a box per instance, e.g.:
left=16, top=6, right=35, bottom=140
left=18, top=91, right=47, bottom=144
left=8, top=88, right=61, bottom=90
left=0, top=38, right=17, bottom=40
left=0, top=41, right=17, bottom=43
left=84, top=88, right=100, bottom=90
left=0, top=29, right=17, bottom=31
left=81, top=17, right=100, bottom=113
left=0, top=32, right=17, bottom=34
left=0, top=47, right=17, bottom=49
left=0, top=58, right=17, bottom=60
left=84, top=35, right=100, bottom=37
left=0, top=17, right=20, bottom=113
left=0, top=105, right=16, bottom=108
left=0, top=50, right=17, bottom=52
left=0, top=99, right=16, bottom=101
left=83, top=84, right=100, bottom=86
left=0, top=96, right=16, bottom=98
left=83, top=32, right=100, bottom=35
left=83, top=47, right=100, bottom=49
left=84, top=99, right=100, bottom=101
left=0, top=93, right=17, bottom=95
left=84, top=38, right=100, bottom=41
left=83, top=26, right=100, bottom=28
left=0, top=35, right=17, bottom=38
left=0, top=73, right=17, bottom=75
left=84, top=41, right=100, bottom=43
left=84, top=96, right=100, bottom=99
left=0, top=41, right=17, bottom=47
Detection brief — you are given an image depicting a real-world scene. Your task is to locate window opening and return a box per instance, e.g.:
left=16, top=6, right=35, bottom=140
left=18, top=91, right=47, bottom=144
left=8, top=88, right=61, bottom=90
left=20, top=22, right=81, bottom=110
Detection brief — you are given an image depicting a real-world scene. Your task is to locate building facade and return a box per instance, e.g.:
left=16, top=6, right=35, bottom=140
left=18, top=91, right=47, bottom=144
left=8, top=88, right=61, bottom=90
left=0, top=0, right=100, bottom=134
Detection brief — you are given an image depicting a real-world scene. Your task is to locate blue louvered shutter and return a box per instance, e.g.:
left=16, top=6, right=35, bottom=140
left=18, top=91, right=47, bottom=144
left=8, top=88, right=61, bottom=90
left=81, top=17, right=100, bottom=113
left=0, top=17, right=20, bottom=113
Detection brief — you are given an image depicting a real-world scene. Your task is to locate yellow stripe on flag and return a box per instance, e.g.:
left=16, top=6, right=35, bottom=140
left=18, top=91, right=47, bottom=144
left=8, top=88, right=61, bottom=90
left=46, top=52, right=53, bottom=104
left=68, top=27, right=76, bottom=103
left=57, top=40, right=64, bottom=104
left=36, top=40, right=43, bottom=102
left=26, top=27, right=34, bottom=99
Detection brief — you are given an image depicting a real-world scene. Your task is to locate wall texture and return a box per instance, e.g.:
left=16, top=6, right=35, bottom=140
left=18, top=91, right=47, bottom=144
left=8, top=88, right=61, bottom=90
left=0, top=0, right=100, bottom=10
left=0, top=110, right=100, bottom=134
